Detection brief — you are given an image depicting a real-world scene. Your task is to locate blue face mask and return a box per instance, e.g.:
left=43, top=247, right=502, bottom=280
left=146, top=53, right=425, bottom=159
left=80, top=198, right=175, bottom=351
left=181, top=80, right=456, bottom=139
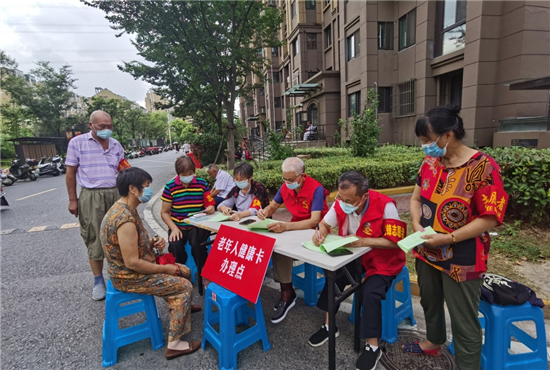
left=179, top=175, right=194, bottom=184
left=138, top=187, right=153, bottom=203
left=286, top=175, right=302, bottom=190
left=96, top=129, right=112, bottom=140
left=422, top=136, right=447, bottom=158
left=235, top=179, right=249, bottom=189
left=339, top=195, right=365, bottom=215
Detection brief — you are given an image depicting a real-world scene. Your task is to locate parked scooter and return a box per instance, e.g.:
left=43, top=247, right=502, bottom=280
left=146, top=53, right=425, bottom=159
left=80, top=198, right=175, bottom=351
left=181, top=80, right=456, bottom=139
left=1, top=170, right=16, bottom=187
left=37, top=156, right=60, bottom=177
left=7, top=159, right=37, bottom=183
left=51, top=155, right=66, bottom=174
left=0, top=180, right=9, bottom=209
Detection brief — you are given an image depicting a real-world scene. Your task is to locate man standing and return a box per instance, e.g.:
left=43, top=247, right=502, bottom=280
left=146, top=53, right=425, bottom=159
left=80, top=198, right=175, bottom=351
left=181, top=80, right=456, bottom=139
left=308, top=171, right=406, bottom=370
left=206, top=164, right=235, bottom=206
left=182, top=141, right=190, bottom=155
left=258, top=157, right=329, bottom=323
left=65, top=110, right=127, bottom=301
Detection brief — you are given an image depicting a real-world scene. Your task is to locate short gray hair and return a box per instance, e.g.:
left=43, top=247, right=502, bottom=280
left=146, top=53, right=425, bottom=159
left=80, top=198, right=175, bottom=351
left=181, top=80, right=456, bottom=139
left=207, top=164, right=218, bottom=171
left=281, top=157, right=305, bottom=175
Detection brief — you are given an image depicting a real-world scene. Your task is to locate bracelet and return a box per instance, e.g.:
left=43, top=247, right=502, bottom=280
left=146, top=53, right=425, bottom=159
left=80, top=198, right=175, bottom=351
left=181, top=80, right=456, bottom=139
left=450, top=233, right=456, bottom=244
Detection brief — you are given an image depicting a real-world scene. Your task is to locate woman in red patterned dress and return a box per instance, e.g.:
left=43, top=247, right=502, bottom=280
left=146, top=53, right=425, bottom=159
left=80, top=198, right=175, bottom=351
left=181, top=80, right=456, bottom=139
left=402, top=106, right=508, bottom=370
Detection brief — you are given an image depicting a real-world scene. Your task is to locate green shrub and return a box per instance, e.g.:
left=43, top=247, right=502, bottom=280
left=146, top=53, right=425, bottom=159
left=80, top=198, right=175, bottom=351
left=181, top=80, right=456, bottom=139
left=483, top=147, right=550, bottom=224
left=265, top=129, right=295, bottom=160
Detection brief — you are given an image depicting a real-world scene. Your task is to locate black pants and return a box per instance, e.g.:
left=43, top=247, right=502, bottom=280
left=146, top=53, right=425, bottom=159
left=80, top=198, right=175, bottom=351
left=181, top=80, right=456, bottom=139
left=214, top=196, right=225, bottom=207
left=168, top=227, right=211, bottom=267
left=317, top=261, right=395, bottom=340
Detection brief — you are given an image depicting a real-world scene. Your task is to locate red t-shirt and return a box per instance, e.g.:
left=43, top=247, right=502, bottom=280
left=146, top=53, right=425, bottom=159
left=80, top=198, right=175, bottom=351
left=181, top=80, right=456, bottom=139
left=413, top=152, right=509, bottom=282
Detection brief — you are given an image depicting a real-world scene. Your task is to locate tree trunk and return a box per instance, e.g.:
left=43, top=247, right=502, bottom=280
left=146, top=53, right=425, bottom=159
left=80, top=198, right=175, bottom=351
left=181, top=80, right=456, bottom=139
left=226, top=110, right=235, bottom=170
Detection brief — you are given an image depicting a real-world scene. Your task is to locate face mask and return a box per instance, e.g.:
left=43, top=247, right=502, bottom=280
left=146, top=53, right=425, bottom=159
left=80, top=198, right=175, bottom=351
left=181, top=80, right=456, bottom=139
left=286, top=175, right=302, bottom=190
left=138, top=187, right=153, bottom=203
left=235, top=179, right=249, bottom=189
left=179, top=175, right=194, bottom=184
left=339, top=195, right=365, bottom=215
left=422, top=136, right=448, bottom=158
left=96, top=129, right=112, bottom=140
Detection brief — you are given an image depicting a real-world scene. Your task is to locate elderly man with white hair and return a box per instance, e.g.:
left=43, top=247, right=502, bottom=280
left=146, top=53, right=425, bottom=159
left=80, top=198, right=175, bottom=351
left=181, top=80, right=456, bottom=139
left=258, top=157, right=329, bottom=323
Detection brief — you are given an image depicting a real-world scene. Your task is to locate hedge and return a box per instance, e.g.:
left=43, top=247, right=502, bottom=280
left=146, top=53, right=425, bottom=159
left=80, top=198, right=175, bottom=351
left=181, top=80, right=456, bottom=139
left=196, top=145, right=425, bottom=195
left=483, top=147, right=550, bottom=224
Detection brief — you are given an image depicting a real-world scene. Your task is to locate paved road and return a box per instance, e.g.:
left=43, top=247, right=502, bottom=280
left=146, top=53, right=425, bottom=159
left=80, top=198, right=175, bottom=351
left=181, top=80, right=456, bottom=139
left=1, top=152, right=180, bottom=232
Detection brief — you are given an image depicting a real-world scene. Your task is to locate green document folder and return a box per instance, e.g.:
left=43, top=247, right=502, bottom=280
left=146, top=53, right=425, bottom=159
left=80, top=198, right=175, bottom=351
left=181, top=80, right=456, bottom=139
left=302, top=234, right=358, bottom=255
left=397, top=226, right=437, bottom=253
left=209, top=213, right=231, bottom=222
left=246, top=218, right=280, bottom=230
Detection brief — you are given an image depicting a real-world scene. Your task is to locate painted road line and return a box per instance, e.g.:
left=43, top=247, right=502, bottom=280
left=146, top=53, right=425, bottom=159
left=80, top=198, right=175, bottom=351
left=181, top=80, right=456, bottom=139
left=16, top=188, right=57, bottom=201
left=28, top=226, right=48, bottom=232
left=0, top=229, right=17, bottom=235
left=60, top=223, right=79, bottom=229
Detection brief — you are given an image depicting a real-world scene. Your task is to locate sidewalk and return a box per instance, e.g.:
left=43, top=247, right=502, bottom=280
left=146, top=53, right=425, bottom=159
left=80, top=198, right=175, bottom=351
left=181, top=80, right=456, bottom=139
left=145, top=190, right=550, bottom=369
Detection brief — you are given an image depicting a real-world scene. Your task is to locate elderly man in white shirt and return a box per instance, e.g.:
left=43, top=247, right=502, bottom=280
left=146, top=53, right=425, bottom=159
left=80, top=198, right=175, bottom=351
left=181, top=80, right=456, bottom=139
left=206, top=164, right=236, bottom=206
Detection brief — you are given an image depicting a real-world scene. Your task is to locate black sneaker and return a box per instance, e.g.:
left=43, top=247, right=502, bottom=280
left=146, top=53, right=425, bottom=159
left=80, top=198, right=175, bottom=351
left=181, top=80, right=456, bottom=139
left=271, top=295, right=297, bottom=324
left=308, top=324, right=340, bottom=347
left=355, top=344, right=382, bottom=370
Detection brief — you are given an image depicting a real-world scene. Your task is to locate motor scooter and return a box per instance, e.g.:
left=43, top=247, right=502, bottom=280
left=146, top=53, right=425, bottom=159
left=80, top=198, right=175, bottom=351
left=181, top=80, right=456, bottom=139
left=8, top=159, right=36, bottom=182
left=51, top=155, right=66, bottom=174
left=37, top=156, right=60, bottom=177
left=0, top=179, right=9, bottom=209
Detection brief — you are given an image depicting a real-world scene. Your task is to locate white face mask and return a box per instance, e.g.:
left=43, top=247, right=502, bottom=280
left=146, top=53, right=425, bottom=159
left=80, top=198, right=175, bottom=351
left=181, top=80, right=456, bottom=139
left=179, top=175, right=194, bottom=184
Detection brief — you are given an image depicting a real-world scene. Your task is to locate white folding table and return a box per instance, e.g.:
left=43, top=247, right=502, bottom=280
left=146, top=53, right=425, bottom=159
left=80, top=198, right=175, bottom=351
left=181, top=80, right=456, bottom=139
left=186, top=213, right=371, bottom=370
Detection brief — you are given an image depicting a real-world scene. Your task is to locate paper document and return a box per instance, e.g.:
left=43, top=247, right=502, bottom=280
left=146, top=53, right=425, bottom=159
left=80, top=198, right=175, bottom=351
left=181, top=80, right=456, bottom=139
left=397, top=226, right=437, bottom=253
left=246, top=218, right=280, bottom=230
left=209, top=213, right=231, bottom=222
left=302, top=234, right=358, bottom=254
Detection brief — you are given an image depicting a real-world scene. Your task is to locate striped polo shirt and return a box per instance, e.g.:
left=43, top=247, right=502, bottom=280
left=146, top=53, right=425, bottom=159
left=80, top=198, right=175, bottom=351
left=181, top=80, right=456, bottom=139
left=161, top=175, right=216, bottom=230
left=65, top=132, right=125, bottom=188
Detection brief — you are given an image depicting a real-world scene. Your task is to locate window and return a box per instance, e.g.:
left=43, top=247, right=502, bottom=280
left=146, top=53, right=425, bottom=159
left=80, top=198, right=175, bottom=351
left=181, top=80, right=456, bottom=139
left=280, top=96, right=285, bottom=108
left=292, top=37, right=299, bottom=56
left=272, top=47, right=279, bottom=57
left=348, top=92, right=360, bottom=116
left=257, top=48, right=263, bottom=56
left=325, top=0, right=330, bottom=7
left=274, top=97, right=282, bottom=108
left=392, top=80, right=415, bottom=117
left=378, top=22, right=394, bottom=50
left=268, top=0, right=277, bottom=7
left=324, top=25, right=332, bottom=48
left=259, top=87, right=265, bottom=96
left=275, top=121, right=283, bottom=131
left=436, top=0, right=467, bottom=56
left=291, top=1, right=296, bottom=18
left=307, top=71, right=317, bottom=79
left=346, top=30, right=360, bottom=61
left=378, top=87, right=392, bottom=113
left=399, top=9, right=416, bottom=51
left=272, top=71, right=280, bottom=83
left=308, top=104, right=318, bottom=125
left=306, top=0, right=316, bottom=10
left=307, top=33, right=317, bottom=49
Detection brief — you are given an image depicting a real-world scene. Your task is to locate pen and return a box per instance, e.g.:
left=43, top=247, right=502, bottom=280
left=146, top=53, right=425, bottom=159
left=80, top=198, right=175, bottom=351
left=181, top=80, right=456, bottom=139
left=316, top=223, right=321, bottom=241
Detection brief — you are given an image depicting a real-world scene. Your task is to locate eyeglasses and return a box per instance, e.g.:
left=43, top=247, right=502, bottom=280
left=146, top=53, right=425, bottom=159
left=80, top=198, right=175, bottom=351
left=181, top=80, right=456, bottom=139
left=282, top=174, right=302, bottom=183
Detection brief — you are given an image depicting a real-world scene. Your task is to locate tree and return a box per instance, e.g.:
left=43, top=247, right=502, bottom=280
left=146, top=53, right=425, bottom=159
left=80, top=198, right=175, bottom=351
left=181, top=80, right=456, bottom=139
left=1, top=61, right=76, bottom=137
left=345, top=89, right=382, bottom=157
left=83, top=1, right=283, bottom=169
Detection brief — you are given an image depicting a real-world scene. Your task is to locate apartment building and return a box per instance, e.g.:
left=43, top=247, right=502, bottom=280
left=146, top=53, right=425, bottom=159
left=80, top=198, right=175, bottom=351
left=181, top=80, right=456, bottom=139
left=240, top=0, right=550, bottom=147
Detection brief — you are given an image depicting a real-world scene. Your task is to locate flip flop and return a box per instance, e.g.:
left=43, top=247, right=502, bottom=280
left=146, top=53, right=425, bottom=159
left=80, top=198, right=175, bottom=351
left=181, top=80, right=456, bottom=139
left=402, top=341, right=442, bottom=357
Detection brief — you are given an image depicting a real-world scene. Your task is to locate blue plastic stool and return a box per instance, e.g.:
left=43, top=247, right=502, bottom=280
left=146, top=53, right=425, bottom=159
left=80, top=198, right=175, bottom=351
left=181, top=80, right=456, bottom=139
left=102, top=280, right=164, bottom=367
left=292, top=262, right=325, bottom=306
left=184, top=242, right=197, bottom=284
left=202, top=283, right=271, bottom=370
left=348, top=266, right=416, bottom=343
left=448, top=300, right=547, bottom=370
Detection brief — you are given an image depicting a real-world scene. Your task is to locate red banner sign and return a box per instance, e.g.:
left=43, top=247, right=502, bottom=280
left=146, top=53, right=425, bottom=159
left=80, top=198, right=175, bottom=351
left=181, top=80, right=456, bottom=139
left=201, top=224, right=276, bottom=303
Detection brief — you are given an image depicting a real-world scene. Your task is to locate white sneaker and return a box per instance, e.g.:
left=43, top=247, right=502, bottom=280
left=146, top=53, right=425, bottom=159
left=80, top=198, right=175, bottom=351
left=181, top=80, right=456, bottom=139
left=92, top=284, right=106, bottom=301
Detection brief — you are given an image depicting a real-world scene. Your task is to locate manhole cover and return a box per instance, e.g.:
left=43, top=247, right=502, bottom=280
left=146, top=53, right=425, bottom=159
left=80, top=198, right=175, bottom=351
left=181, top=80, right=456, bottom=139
left=379, top=330, right=457, bottom=370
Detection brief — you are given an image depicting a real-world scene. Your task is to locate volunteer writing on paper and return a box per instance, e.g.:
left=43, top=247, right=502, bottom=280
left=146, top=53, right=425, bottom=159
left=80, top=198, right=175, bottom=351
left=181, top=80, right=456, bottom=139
left=308, top=171, right=406, bottom=370
left=257, top=157, right=329, bottom=324
left=403, top=105, right=508, bottom=370
left=217, top=162, right=270, bottom=221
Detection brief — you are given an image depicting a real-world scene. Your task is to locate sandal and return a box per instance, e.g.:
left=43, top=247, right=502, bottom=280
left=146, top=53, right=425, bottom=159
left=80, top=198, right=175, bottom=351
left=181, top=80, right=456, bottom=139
left=402, top=341, right=441, bottom=357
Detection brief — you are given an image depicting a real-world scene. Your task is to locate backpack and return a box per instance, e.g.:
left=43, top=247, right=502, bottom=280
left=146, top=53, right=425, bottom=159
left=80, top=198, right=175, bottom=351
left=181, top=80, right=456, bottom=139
left=481, top=273, right=543, bottom=307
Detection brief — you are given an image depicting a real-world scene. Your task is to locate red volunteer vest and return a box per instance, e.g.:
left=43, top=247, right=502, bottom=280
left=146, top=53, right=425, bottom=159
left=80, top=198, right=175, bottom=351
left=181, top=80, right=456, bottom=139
left=334, top=190, right=406, bottom=279
left=280, top=174, right=329, bottom=223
